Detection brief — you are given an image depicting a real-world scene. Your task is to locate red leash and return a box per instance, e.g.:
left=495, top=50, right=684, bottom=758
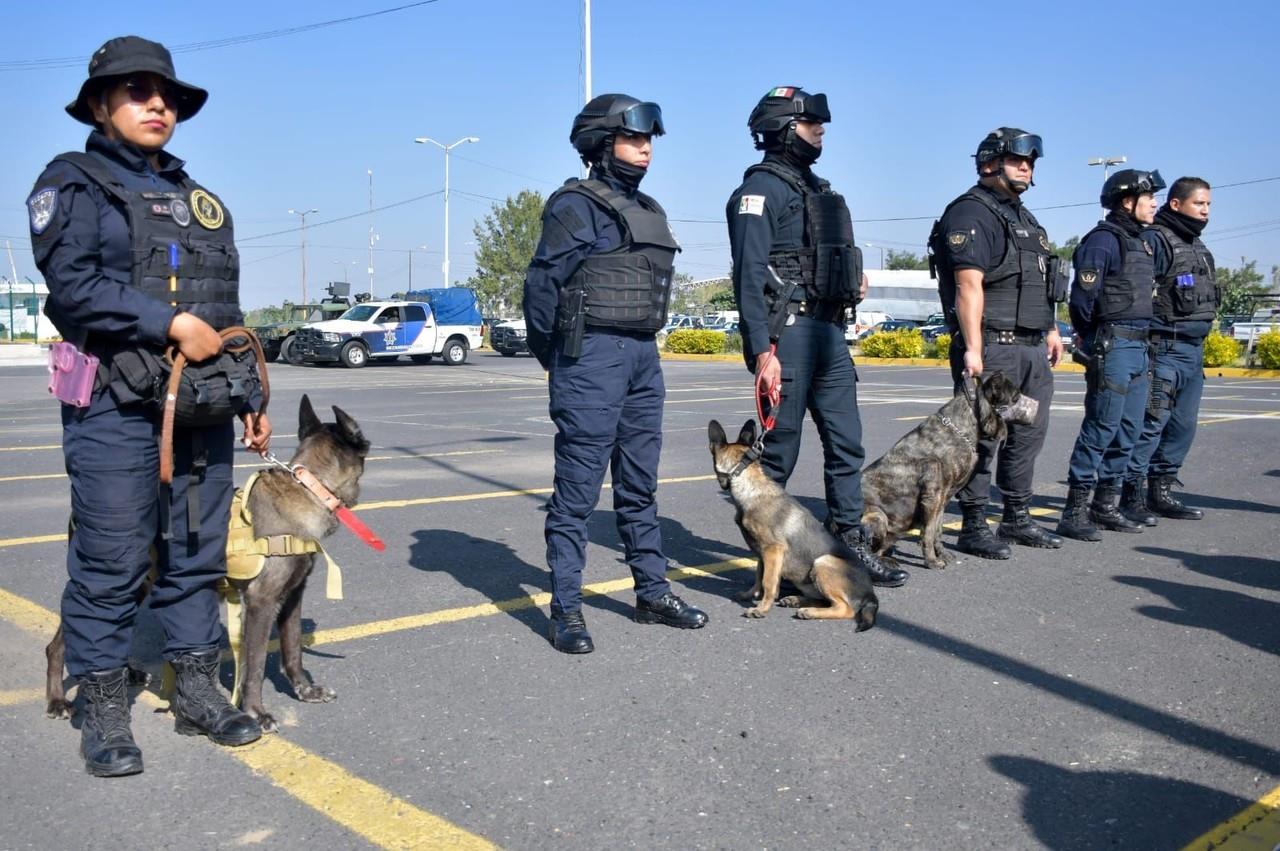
left=261, top=451, right=386, bottom=552
left=754, top=343, right=781, bottom=434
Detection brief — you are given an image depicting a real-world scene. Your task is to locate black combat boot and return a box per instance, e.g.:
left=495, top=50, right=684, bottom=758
left=1057, top=485, right=1102, bottom=542
left=170, top=649, right=262, bottom=746
left=837, top=525, right=910, bottom=586
left=635, top=592, right=709, bottom=628
left=549, top=608, right=594, bottom=654
left=956, top=503, right=1012, bottom=560
left=78, top=667, right=144, bottom=777
left=1148, top=475, right=1204, bottom=520
left=996, top=499, right=1064, bottom=548
left=1089, top=484, right=1143, bottom=533
left=1120, top=478, right=1158, bottom=527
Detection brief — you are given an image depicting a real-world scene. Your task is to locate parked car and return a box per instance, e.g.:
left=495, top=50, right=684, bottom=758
left=293, top=293, right=483, bottom=368
left=490, top=318, right=531, bottom=357
left=1056, top=320, right=1076, bottom=354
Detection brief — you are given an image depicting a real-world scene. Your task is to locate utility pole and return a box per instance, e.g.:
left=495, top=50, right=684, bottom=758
left=5, top=241, right=20, bottom=341
left=287, top=208, right=317, bottom=305
left=414, top=136, right=479, bottom=287
left=584, top=0, right=592, bottom=105
left=367, top=169, right=376, bottom=298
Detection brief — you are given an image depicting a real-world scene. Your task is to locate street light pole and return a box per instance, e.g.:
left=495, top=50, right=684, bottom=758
left=864, top=242, right=885, bottom=270
left=367, top=169, right=375, bottom=298
left=414, top=136, right=479, bottom=287
left=1088, top=155, right=1127, bottom=182
left=287, top=208, right=317, bottom=304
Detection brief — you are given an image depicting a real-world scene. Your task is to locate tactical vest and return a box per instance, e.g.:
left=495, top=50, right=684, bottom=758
left=1076, top=221, right=1154, bottom=323
left=53, top=152, right=242, bottom=331
left=551, top=178, right=679, bottom=333
left=931, top=187, right=1057, bottom=332
left=1148, top=223, right=1218, bottom=323
left=746, top=162, right=861, bottom=305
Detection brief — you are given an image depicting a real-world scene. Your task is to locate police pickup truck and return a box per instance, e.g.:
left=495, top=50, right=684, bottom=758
left=293, top=292, right=483, bottom=368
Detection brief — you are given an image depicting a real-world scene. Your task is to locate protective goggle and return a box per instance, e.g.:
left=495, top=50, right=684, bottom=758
left=1003, top=133, right=1043, bottom=160
left=1134, top=170, right=1167, bottom=193
left=789, top=91, right=830, bottom=123
left=612, top=102, right=665, bottom=137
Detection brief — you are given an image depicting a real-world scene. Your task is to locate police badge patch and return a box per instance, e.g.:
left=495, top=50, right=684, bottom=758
left=28, top=188, right=58, bottom=235
left=947, top=231, right=969, bottom=248
left=1078, top=270, right=1099, bottom=290
left=170, top=198, right=192, bottom=227
left=190, top=189, right=224, bottom=230
left=1039, top=234, right=1051, bottom=251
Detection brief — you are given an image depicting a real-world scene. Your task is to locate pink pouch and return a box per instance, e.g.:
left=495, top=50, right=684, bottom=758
left=47, top=342, right=99, bottom=408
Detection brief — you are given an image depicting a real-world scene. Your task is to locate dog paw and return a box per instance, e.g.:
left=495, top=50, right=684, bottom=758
left=251, top=710, right=279, bottom=734
left=775, top=595, right=804, bottom=608
left=925, top=559, right=948, bottom=571
left=297, top=684, right=337, bottom=704
left=45, top=699, right=72, bottom=720
left=733, top=587, right=762, bottom=602
left=743, top=606, right=769, bottom=618
left=794, top=609, right=816, bottom=620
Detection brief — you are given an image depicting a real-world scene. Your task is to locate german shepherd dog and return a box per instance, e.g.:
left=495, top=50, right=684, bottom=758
left=708, top=420, right=878, bottom=629
left=46, top=395, right=371, bottom=733
left=860, top=373, right=1035, bottom=571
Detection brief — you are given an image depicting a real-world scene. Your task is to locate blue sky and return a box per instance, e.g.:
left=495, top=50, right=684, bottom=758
left=3, top=0, right=1277, bottom=309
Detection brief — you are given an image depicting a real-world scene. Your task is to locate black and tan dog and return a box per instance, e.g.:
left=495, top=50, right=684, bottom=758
left=46, top=395, right=371, bottom=733
left=708, top=420, right=878, bottom=628
left=860, top=373, right=1035, bottom=570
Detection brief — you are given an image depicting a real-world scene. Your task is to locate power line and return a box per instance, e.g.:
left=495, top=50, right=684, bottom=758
left=238, top=190, right=442, bottom=242
left=0, top=1, right=445, bottom=71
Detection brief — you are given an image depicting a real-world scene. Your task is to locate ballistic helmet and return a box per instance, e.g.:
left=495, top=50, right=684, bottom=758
left=974, top=127, right=1043, bottom=169
left=570, top=94, right=665, bottom=164
left=748, top=86, right=830, bottom=150
left=1100, top=169, right=1166, bottom=208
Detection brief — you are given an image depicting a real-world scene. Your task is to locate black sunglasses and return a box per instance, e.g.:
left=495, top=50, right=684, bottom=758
left=122, top=76, right=177, bottom=110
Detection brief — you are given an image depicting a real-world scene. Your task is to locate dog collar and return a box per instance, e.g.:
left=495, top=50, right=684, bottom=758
left=726, top=437, right=766, bottom=480
left=938, top=414, right=973, bottom=449
left=261, top=450, right=386, bottom=552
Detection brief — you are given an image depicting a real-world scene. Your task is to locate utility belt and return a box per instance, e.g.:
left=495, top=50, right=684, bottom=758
left=786, top=299, right=847, bottom=324
left=1149, top=329, right=1204, bottom=345
left=1103, top=324, right=1149, bottom=342
left=983, top=328, right=1045, bottom=347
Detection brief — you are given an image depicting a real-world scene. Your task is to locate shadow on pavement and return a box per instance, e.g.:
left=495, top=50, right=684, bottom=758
left=989, top=754, right=1251, bottom=850
left=1114, top=574, right=1280, bottom=656
left=1135, top=545, right=1280, bottom=593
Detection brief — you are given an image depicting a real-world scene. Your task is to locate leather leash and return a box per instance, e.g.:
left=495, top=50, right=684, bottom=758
left=260, top=450, right=386, bottom=552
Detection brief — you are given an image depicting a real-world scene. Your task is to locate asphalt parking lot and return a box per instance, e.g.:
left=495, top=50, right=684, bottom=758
left=1, top=352, right=1277, bottom=850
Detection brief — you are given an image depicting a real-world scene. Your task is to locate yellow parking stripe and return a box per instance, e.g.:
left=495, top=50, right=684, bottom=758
left=0, top=587, right=60, bottom=635
left=0, top=688, right=44, bottom=707
left=0, top=534, right=65, bottom=549
left=356, top=474, right=715, bottom=512
left=0, top=443, right=60, bottom=452
left=1182, top=783, right=1280, bottom=850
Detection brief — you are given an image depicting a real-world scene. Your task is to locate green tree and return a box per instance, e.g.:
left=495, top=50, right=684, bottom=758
left=708, top=288, right=737, bottom=310
left=1217, top=260, right=1268, bottom=316
left=245, top=305, right=288, bottom=326
left=1049, top=236, right=1079, bottom=263
left=465, top=189, right=545, bottom=316
left=885, top=249, right=929, bottom=271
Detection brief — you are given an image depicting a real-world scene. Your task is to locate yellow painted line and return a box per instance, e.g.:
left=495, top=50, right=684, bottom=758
left=1182, top=783, right=1280, bottom=850
left=0, top=687, right=44, bottom=707
left=356, top=474, right=715, bottom=512
left=0, top=443, right=60, bottom=452
left=301, top=557, right=754, bottom=649
left=230, top=736, right=496, bottom=850
left=0, top=448, right=505, bottom=485
left=0, top=533, right=66, bottom=549
left=0, top=588, right=495, bottom=850
left=1198, top=410, right=1280, bottom=426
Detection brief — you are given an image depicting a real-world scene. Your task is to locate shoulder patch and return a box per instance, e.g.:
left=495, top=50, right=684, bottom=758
left=1039, top=234, right=1051, bottom=251
left=1077, top=270, right=1099, bottom=290
left=738, top=195, right=766, bottom=216
left=28, top=188, right=58, bottom=235
left=947, top=230, right=970, bottom=248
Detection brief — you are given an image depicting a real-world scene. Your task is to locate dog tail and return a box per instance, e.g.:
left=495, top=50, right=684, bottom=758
left=854, top=590, right=878, bottom=632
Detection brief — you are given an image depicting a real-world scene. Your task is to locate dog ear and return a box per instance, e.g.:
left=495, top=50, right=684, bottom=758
left=708, top=420, right=727, bottom=448
left=298, top=394, right=322, bottom=439
left=738, top=420, right=758, bottom=446
left=333, top=406, right=370, bottom=453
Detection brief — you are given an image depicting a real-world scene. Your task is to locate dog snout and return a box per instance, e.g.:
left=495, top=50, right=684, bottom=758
left=999, top=396, right=1039, bottom=425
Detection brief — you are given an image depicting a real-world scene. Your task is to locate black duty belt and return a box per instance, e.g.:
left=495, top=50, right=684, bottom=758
left=1149, top=330, right=1204, bottom=344
left=1104, top=324, right=1149, bottom=341
left=789, top=301, right=846, bottom=323
left=983, top=328, right=1045, bottom=346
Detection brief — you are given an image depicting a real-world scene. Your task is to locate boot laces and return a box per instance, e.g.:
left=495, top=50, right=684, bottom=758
left=86, top=675, right=133, bottom=741
left=176, top=655, right=232, bottom=712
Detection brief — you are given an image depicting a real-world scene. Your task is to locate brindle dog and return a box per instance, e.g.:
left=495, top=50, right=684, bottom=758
left=45, top=395, right=371, bottom=733
left=860, top=373, right=1035, bottom=570
left=709, top=420, right=878, bottom=628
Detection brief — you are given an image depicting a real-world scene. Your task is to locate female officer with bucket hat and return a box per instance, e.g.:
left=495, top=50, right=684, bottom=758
left=27, top=35, right=269, bottom=777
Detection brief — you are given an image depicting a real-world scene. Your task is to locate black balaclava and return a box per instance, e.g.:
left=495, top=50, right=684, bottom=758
left=1105, top=204, right=1144, bottom=237
left=594, top=138, right=647, bottom=192
left=782, top=124, right=821, bottom=169
left=1155, top=203, right=1208, bottom=241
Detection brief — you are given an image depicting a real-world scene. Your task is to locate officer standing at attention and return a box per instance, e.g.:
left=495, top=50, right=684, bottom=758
left=726, top=86, right=907, bottom=588
left=27, top=36, right=268, bottom=776
left=1120, top=177, right=1216, bottom=524
left=523, top=94, right=708, bottom=654
left=931, top=128, right=1066, bottom=560
left=1056, top=169, right=1165, bottom=541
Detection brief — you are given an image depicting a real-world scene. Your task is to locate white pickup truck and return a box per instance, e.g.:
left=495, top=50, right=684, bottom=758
left=292, top=300, right=483, bottom=368
left=1231, top=307, right=1280, bottom=351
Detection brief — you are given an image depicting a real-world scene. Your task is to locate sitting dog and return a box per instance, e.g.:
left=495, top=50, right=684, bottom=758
left=708, top=420, right=877, bottom=629
left=46, top=395, right=371, bottom=733
left=860, top=373, right=1035, bottom=570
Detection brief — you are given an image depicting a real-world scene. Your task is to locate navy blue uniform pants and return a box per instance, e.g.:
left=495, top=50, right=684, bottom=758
left=1066, top=336, right=1149, bottom=488
left=950, top=338, right=1056, bottom=506
left=1126, top=337, right=1205, bottom=482
left=61, top=393, right=232, bottom=677
left=761, top=316, right=866, bottom=531
left=545, top=330, right=670, bottom=613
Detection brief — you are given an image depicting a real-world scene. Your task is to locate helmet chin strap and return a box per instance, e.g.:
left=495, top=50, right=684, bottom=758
left=1000, top=157, right=1034, bottom=192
